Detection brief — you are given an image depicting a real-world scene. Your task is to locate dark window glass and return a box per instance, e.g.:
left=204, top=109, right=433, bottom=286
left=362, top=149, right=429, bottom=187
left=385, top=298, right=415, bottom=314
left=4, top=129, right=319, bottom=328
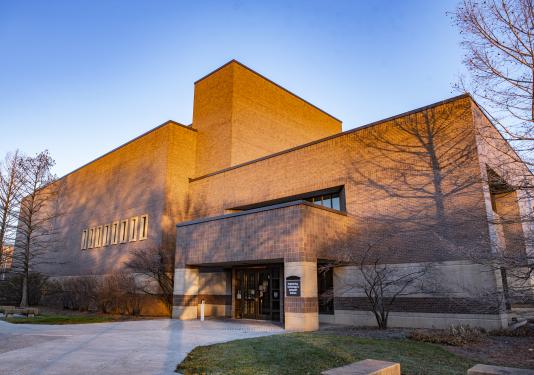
left=322, top=195, right=332, bottom=208
left=305, top=191, right=343, bottom=211
left=331, top=194, right=340, bottom=211
left=318, top=267, right=334, bottom=314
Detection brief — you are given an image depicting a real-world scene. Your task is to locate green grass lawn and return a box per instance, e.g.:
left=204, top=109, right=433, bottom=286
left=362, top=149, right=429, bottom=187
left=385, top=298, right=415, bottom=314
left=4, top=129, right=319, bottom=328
left=5, top=314, right=124, bottom=324
left=177, top=333, right=474, bottom=375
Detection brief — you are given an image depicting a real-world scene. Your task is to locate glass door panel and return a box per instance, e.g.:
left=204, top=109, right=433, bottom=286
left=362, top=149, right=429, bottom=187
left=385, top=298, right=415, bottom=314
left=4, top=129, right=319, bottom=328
left=235, top=266, right=281, bottom=321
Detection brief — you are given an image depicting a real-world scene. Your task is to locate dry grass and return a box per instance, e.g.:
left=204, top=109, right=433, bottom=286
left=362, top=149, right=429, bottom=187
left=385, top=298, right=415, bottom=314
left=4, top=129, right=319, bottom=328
left=407, top=325, right=484, bottom=346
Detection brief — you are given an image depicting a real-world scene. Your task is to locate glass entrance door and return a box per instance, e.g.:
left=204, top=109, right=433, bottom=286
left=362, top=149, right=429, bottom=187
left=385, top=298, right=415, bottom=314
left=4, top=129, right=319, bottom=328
left=235, top=266, right=281, bottom=321
left=241, top=269, right=257, bottom=319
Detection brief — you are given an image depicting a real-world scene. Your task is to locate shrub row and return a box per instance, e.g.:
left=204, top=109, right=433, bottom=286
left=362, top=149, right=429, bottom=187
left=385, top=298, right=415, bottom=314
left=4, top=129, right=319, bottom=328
left=1, top=272, right=143, bottom=316
left=408, top=325, right=484, bottom=346
left=44, top=274, right=143, bottom=315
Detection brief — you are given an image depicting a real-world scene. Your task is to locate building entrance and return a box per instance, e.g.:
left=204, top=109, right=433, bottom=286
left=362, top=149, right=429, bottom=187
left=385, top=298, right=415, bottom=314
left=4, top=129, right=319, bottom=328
left=234, top=266, right=282, bottom=321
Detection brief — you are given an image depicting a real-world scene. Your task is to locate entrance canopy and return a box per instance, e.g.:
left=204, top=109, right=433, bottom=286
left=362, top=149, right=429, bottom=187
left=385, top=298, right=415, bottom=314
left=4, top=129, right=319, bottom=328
left=173, top=200, right=351, bottom=331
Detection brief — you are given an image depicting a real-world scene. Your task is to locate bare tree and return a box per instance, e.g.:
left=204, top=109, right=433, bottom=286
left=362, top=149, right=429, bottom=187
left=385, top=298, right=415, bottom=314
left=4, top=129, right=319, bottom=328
left=13, top=150, right=61, bottom=307
left=453, top=0, right=534, bottom=154
left=359, top=264, right=428, bottom=330
left=0, top=151, right=25, bottom=265
left=125, top=247, right=174, bottom=314
left=452, top=1, right=534, bottom=307
left=356, top=250, right=431, bottom=330
left=321, top=239, right=433, bottom=330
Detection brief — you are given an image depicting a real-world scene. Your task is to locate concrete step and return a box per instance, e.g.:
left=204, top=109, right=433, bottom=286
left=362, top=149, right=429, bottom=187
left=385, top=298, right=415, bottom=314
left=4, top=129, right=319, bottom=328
left=321, top=359, right=400, bottom=375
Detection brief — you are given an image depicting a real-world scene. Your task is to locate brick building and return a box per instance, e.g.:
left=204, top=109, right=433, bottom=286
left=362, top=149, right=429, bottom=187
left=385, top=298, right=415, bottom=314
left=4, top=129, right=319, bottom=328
left=22, top=60, right=534, bottom=330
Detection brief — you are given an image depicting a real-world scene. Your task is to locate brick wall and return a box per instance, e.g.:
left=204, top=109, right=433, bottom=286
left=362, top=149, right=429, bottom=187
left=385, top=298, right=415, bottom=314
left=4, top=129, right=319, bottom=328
left=186, top=96, right=493, bottom=264
left=192, top=61, right=341, bottom=176
left=175, top=201, right=351, bottom=267
left=25, top=122, right=197, bottom=277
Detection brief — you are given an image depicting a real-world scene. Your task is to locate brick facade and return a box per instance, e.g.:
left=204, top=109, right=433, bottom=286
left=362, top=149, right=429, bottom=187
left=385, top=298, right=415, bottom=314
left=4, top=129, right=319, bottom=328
left=31, top=121, right=197, bottom=278
left=175, top=201, right=351, bottom=266
left=18, top=60, right=532, bottom=329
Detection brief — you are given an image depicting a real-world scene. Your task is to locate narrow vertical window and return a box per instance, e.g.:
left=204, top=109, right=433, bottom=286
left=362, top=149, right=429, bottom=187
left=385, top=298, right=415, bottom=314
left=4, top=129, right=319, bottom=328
left=102, top=224, right=110, bottom=246
left=88, top=228, right=95, bottom=249
left=111, top=221, right=119, bottom=245
left=129, top=216, right=138, bottom=242
left=139, top=214, right=148, bottom=240
left=119, top=219, right=128, bottom=244
left=95, top=226, right=103, bottom=248
left=81, top=230, right=88, bottom=250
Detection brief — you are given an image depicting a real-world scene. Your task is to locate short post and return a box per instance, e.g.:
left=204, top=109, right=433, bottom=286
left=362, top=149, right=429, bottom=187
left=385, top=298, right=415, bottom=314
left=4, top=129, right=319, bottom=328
left=200, top=300, right=205, bottom=321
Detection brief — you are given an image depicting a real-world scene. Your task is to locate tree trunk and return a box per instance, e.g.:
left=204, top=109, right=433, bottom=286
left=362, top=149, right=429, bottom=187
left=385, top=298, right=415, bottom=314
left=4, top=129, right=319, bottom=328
left=0, top=205, right=8, bottom=263
left=20, top=273, right=28, bottom=307
left=531, top=66, right=534, bottom=123
left=378, top=314, right=388, bottom=329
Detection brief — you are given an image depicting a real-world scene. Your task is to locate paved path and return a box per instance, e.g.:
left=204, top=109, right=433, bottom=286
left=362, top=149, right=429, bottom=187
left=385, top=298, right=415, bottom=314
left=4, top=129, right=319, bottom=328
left=0, top=319, right=284, bottom=375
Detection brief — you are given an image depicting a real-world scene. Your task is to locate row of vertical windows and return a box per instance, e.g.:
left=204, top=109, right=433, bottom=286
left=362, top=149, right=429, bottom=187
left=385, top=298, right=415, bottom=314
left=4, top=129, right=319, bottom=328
left=306, top=192, right=341, bottom=211
left=81, top=215, right=148, bottom=250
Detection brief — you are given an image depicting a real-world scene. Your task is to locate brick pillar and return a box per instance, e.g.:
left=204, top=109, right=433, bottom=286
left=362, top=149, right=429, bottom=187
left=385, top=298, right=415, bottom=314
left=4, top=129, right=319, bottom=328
left=284, top=260, right=319, bottom=331
left=172, top=267, right=199, bottom=319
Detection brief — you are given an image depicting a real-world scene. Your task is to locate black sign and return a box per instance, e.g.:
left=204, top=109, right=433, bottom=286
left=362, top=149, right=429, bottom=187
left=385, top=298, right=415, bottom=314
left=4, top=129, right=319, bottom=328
left=286, top=276, right=301, bottom=297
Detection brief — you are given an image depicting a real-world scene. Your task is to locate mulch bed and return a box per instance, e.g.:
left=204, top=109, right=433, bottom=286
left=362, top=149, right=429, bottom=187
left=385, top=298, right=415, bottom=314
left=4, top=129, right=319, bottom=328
left=445, top=335, right=534, bottom=369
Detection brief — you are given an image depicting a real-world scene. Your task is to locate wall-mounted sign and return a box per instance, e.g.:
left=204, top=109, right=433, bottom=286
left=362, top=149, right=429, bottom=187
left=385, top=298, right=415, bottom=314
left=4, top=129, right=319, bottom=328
left=286, top=275, right=301, bottom=297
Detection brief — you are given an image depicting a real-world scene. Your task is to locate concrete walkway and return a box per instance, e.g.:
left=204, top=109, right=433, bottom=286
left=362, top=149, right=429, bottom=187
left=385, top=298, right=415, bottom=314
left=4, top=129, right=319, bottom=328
left=0, top=319, right=284, bottom=375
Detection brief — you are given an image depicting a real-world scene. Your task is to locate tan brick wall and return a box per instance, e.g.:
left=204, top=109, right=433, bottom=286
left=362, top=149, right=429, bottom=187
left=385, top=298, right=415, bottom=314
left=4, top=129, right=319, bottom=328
left=493, top=191, right=527, bottom=256
left=192, top=61, right=341, bottom=176
left=31, top=122, right=197, bottom=277
left=186, top=96, right=492, bottom=264
left=471, top=103, right=532, bottom=256
left=192, top=64, right=234, bottom=177
left=175, top=202, right=351, bottom=267
left=162, top=124, right=198, bottom=254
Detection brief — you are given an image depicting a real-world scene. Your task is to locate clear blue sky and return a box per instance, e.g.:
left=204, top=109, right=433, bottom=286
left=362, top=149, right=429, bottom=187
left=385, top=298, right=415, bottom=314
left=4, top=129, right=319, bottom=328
left=1, top=0, right=464, bottom=176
